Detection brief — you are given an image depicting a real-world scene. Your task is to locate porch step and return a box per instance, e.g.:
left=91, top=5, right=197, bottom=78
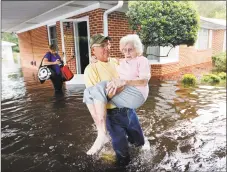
left=65, top=74, right=85, bottom=85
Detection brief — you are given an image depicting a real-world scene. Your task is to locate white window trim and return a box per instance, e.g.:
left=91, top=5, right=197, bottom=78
left=195, top=32, right=199, bottom=49
left=59, top=16, right=91, bottom=67
left=148, top=46, right=180, bottom=64
left=47, top=24, right=57, bottom=45
left=196, top=28, right=209, bottom=50
left=209, top=30, right=212, bottom=49
left=223, top=31, right=226, bottom=52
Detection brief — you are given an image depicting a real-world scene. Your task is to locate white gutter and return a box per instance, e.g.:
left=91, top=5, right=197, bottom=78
left=103, top=1, right=124, bottom=36
left=60, top=21, right=66, bottom=64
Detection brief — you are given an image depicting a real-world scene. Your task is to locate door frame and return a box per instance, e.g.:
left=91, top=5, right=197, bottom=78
left=60, top=16, right=91, bottom=74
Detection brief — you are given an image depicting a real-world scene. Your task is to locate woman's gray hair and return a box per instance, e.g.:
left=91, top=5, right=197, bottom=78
left=119, top=34, right=143, bottom=56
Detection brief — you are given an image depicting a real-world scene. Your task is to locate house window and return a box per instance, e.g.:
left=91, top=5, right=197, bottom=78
left=197, top=28, right=209, bottom=50
left=48, top=25, right=58, bottom=48
left=146, top=46, right=160, bottom=62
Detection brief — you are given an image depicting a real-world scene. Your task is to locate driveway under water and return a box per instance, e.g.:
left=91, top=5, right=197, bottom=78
left=1, top=60, right=226, bottom=172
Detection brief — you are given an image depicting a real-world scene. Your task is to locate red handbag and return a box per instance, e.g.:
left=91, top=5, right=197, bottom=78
left=60, top=65, right=74, bottom=81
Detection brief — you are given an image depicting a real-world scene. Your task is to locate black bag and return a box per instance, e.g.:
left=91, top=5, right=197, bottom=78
left=38, top=54, right=55, bottom=84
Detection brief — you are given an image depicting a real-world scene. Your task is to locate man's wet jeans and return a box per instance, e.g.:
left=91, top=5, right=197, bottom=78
left=106, top=108, right=145, bottom=166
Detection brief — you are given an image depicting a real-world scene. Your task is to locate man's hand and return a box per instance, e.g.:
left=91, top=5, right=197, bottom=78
left=106, top=79, right=126, bottom=98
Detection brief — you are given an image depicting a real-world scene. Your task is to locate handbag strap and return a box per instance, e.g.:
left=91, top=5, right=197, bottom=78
left=39, top=52, right=52, bottom=68
left=39, top=57, right=45, bottom=68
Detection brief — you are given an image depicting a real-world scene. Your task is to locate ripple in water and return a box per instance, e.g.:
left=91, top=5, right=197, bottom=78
left=1, top=60, right=226, bottom=172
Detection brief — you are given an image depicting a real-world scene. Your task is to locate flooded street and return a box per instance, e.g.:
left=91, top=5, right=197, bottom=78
left=1, top=59, right=226, bottom=172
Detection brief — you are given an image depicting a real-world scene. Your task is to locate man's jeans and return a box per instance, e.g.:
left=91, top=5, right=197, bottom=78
left=106, top=108, right=145, bottom=165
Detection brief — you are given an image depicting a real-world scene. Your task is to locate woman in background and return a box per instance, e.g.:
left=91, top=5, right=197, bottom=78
left=42, top=44, right=63, bottom=93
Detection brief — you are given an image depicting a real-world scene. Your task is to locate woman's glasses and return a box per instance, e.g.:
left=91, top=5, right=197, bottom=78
left=122, top=48, right=134, bottom=53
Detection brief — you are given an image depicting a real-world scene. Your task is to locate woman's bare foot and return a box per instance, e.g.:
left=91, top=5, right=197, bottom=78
left=87, top=133, right=109, bottom=155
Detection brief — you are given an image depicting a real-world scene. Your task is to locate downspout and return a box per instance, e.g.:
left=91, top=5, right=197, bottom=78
left=103, top=1, right=124, bottom=36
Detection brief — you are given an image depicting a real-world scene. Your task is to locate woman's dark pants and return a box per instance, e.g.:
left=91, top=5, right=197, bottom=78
left=50, top=74, right=63, bottom=93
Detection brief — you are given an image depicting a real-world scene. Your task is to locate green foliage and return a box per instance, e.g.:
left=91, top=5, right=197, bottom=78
left=182, top=74, right=197, bottom=86
left=100, top=153, right=116, bottom=163
left=126, top=0, right=199, bottom=54
left=12, top=46, right=20, bottom=53
left=201, top=74, right=221, bottom=84
left=217, top=72, right=226, bottom=80
left=212, top=52, right=226, bottom=72
left=1, top=32, right=20, bottom=52
left=194, top=1, right=226, bottom=19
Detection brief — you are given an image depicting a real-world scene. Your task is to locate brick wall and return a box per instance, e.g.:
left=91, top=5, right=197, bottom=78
left=17, top=7, right=220, bottom=78
left=17, top=26, right=49, bottom=69
left=212, top=30, right=225, bottom=56
left=151, top=45, right=212, bottom=78
left=69, top=8, right=133, bottom=58
left=108, top=11, right=134, bottom=58
left=179, top=45, right=212, bottom=68
left=151, top=62, right=179, bottom=77
left=17, top=8, right=133, bottom=73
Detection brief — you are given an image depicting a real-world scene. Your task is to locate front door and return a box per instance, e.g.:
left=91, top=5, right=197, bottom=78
left=74, top=17, right=90, bottom=74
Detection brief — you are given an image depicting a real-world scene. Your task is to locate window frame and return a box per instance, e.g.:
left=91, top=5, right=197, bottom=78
left=47, top=24, right=58, bottom=47
left=196, top=28, right=209, bottom=50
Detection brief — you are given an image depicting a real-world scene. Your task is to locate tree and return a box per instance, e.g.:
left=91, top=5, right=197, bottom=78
left=194, top=1, right=226, bottom=19
left=126, top=1, right=200, bottom=57
left=1, top=32, right=20, bottom=52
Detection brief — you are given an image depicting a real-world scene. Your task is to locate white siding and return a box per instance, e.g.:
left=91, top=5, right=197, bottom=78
left=209, top=30, right=212, bottom=48
left=223, top=31, right=226, bottom=52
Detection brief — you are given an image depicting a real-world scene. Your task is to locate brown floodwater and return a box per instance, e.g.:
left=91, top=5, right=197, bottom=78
left=1, top=59, right=226, bottom=172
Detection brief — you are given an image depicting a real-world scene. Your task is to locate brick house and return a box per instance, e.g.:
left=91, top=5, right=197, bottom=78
left=2, top=1, right=226, bottom=79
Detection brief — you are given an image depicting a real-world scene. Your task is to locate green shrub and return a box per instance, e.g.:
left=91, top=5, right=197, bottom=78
left=218, top=72, right=226, bottom=80
left=212, top=52, right=226, bottom=72
left=201, top=74, right=221, bottom=84
left=182, top=74, right=197, bottom=86
left=126, top=1, right=199, bottom=56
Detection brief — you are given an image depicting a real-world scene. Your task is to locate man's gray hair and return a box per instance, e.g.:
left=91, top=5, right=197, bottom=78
left=119, top=34, right=143, bottom=56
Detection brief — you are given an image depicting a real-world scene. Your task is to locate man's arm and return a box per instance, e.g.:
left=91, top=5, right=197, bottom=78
left=106, top=78, right=149, bottom=98
left=125, top=79, right=148, bottom=86
left=84, top=65, right=99, bottom=88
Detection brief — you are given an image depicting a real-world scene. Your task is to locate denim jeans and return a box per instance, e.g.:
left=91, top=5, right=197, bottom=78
left=106, top=108, right=145, bottom=165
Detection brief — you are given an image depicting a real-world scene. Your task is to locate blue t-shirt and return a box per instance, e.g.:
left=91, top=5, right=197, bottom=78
left=44, top=52, right=62, bottom=75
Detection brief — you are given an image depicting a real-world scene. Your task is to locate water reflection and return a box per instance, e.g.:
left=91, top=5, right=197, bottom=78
left=1, top=58, right=226, bottom=172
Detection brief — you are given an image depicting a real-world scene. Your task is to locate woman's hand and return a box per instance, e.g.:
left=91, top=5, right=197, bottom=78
left=90, top=56, right=98, bottom=63
left=106, top=79, right=126, bottom=98
left=55, top=59, right=61, bottom=65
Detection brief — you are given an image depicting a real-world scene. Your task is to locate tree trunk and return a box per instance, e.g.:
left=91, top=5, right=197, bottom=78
left=143, top=44, right=148, bottom=57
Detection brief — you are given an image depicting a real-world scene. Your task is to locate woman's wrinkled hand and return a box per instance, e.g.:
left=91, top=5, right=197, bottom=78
left=106, top=79, right=126, bottom=98
left=90, top=56, right=98, bottom=63
left=55, top=59, right=61, bottom=65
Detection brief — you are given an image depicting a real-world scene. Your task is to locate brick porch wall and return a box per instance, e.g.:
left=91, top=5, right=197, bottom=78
left=179, top=45, right=212, bottom=68
left=151, top=45, right=212, bottom=78
left=212, top=30, right=225, bottom=56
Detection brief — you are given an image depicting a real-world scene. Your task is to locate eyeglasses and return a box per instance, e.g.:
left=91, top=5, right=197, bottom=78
left=122, top=48, right=134, bottom=53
